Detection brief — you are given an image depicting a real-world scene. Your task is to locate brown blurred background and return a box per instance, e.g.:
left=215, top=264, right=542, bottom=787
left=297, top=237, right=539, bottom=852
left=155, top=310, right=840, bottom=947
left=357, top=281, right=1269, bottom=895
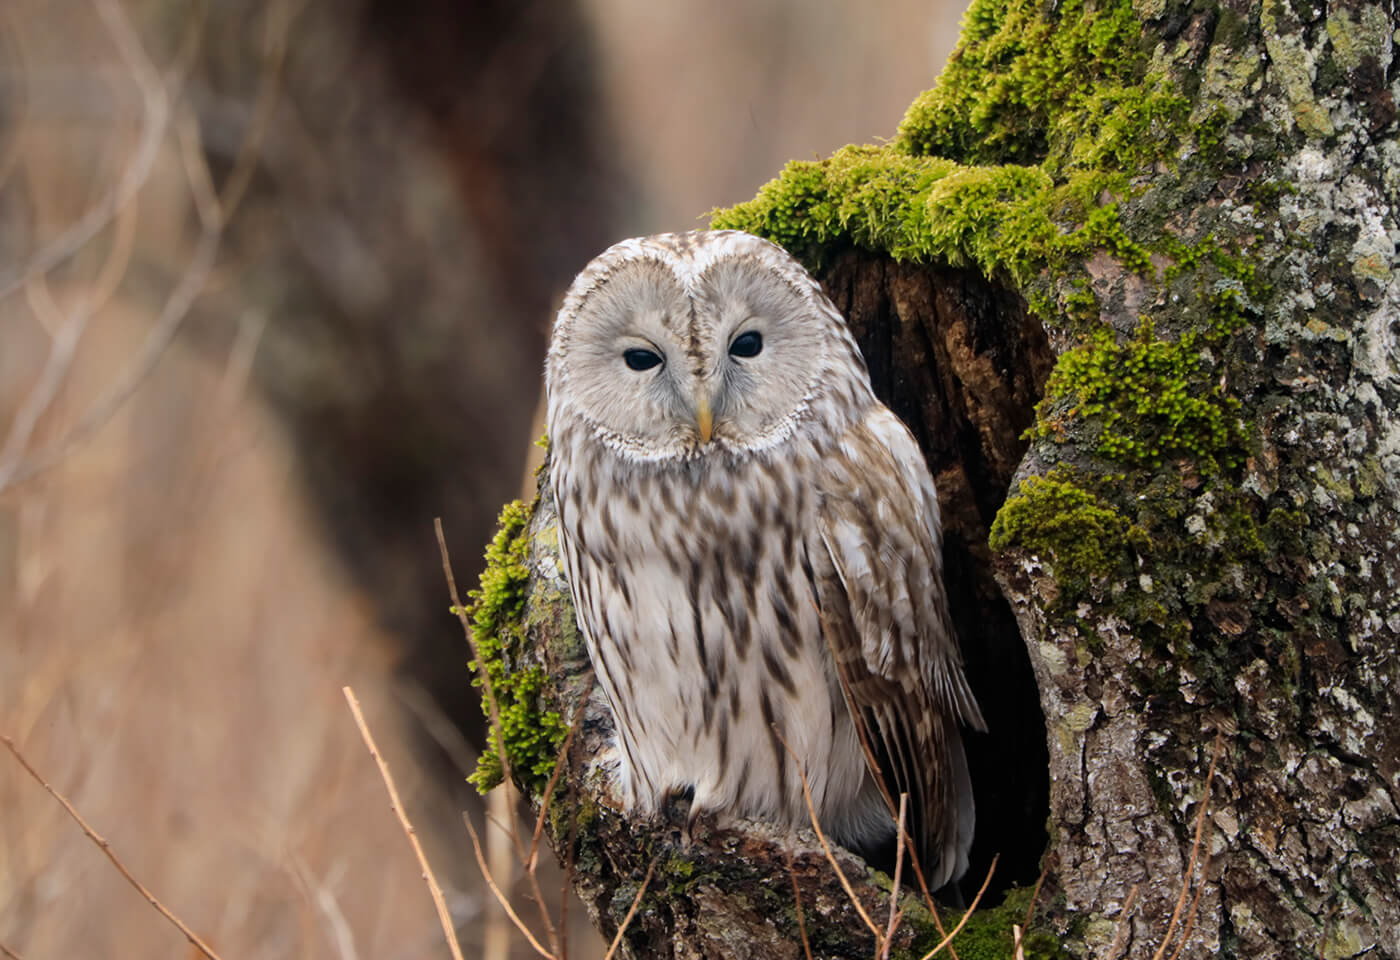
left=0, top=1, right=966, bottom=956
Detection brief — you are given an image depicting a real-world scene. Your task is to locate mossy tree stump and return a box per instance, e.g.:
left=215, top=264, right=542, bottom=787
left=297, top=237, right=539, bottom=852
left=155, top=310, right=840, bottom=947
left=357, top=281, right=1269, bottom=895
left=476, top=0, right=1400, bottom=955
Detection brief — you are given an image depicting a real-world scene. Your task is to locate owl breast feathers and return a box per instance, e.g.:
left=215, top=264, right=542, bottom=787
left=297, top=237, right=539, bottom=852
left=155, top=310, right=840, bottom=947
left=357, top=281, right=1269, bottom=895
left=545, top=229, right=985, bottom=891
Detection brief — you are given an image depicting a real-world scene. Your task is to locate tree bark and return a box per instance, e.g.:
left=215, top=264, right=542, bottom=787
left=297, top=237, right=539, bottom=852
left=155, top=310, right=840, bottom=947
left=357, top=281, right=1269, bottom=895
left=495, top=0, right=1400, bottom=956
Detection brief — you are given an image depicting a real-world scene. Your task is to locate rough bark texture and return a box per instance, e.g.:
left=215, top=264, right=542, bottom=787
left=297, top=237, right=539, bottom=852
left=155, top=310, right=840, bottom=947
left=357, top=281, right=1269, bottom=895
left=488, top=0, right=1400, bottom=956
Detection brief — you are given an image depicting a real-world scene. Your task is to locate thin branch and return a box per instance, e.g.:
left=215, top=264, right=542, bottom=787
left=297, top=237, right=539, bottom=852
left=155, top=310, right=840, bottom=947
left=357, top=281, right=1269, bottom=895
left=463, top=813, right=554, bottom=960
left=918, top=854, right=997, bottom=960
left=341, top=687, right=465, bottom=960
left=782, top=846, right=815, bottom=960
left=528, top=692, right=590, bottom=872
left=1012, top=925, right=1025, bottom=960
left=290, top=853, right=361, bottom=960
left=1, top=941, right=25, bottom=960
left=1012, top=851, right=1053, bottom=958
left=772, top=725, right=882, bottom=940
left=600, top=858, right=657, bottom=960
left=1152, top=732, right=1223, bottom=960
left=560, top=771, right=583, bottom=960
left=1, top=735, right=223, bottom=960
left=437, top=518, right=519, bottom=815
left=1107, top=883, right=1142, bottom=960
left=1164, top=848, right=1211, bottom=960
left=881, top=793, right=909, bottom=960
left=0, top=0, right=170, bottom=302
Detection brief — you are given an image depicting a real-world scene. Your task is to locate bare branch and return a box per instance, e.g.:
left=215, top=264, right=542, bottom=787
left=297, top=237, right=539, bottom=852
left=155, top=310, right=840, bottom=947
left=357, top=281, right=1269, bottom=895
left=463, top=812, right=554, bottom=960
left=918, top=854, right=997, bottom=960
left=1, top=735, right=223, bottom=960
left=1107, top=883, right=1142, bottom=960
left=772, top=724, right=882, bottom=941
left=782, top=845, right=815, bottom=960
left=1012, top=851, right=1053, bottom=958
left=341, top=687, right=466, bottom=960
left=1153, top=732, right=1223, bottom=960
left=0, top=0, right=169, bottom=302
left=600, top=858, right=658, bottom=960
left=881, top=793, right=909, bottom=960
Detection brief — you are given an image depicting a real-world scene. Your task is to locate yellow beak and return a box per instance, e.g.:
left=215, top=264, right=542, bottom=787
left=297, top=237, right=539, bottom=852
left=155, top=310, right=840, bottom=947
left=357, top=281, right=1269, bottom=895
left=696, top=393, right=713, bottom=445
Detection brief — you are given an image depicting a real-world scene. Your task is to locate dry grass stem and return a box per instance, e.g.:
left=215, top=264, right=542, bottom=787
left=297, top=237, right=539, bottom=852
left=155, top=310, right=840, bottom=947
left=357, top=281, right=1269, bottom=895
left=528, top=694, right=589, bottom=872
left=918, top=853, right=997, bottom=960
left=880, top=792, right=909, bottom=960
left=600, top=857, right=657, bottom=960
left=341, top=687, right=465, bottom=960
left=463, top=814, right=554, bottom=960
left=1153, top=732, right=1223, bottom=960
left=783, top=846, right=815, bottom=960
left=1, top=735, right=223, bottom=960
left=1107, top=883, right=1142, bottom=959
left=1164, top=852, right=1210, bottom=960
left=0, top=0, right=169, bottom=302
left=1013, top=925, right=1025, bottom=960
left=772, top=724, right=882, bottom=940
left=1012, top=851, right=1053, bottom=958
left=437, top=518, right=518, bottom=800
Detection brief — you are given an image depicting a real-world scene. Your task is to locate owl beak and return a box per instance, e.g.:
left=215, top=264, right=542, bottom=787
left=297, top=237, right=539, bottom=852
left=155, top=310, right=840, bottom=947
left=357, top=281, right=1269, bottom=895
left=695, top=393, right=713, bottom=445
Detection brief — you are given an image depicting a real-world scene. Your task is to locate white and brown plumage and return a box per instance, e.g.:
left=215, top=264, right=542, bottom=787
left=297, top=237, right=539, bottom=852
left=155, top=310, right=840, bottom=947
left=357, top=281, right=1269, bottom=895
left=545, top=229, right=985, bottom=889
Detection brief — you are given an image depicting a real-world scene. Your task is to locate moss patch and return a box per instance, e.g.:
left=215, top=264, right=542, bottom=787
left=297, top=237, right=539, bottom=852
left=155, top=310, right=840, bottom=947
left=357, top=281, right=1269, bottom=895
left=990, top=468, right=1141, bottom=592
left=929, top=886, right=1069, bottom=960
left=464, top=500, right=568, bottom=794
left=1038, top=320, right=1244, bottom=470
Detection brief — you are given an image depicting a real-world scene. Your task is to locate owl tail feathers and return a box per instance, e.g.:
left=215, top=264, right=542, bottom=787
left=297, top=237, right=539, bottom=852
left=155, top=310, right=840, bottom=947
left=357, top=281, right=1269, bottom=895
left=925, top=729, right=976, bottom=895
left=940, top=662, right=987, bottom=734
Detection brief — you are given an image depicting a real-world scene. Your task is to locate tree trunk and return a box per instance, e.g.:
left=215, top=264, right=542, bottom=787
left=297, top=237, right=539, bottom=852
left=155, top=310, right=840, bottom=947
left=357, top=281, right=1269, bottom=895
left=482, top=0, right=1400, bottom=955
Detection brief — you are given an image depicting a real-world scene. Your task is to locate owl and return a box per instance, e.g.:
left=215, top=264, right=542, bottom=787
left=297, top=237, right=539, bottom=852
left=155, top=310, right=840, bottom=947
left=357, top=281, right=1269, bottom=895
left=545, top=230, right=985, bottom=891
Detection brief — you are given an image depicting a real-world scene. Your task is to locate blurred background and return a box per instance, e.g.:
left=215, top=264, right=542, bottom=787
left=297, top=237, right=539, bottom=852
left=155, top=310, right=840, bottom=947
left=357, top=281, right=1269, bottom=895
left=0, top=0, right=967, bottom=956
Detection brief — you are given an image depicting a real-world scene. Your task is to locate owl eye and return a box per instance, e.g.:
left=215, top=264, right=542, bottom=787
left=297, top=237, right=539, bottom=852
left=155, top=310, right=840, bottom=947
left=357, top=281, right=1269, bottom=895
left=623, top=348, right=663, bottom=371
left=729, top=330, right=763, bottom=358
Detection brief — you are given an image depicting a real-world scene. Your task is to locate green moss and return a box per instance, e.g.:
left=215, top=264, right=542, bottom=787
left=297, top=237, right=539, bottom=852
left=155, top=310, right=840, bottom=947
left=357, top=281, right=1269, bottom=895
left=1038, top=320, right=1244, bottom=470
left=933, top=887, right=1070, bottom=960
left=990, top=468, right=1139, bottom=590
left=896, top=0, right=1178, bottom=170
left=464, top=500, right=568, bottom=794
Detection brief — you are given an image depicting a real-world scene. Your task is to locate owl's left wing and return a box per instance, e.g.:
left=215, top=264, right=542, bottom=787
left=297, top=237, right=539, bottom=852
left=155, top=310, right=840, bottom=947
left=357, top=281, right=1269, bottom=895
left=814, top=405, right=985, bottom=890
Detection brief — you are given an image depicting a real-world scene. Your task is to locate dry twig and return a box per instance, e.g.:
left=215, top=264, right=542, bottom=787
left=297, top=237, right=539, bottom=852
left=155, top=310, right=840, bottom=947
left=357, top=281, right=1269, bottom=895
left=1156, top=731, right=1224, bottom=960
left=772, top=725, right=882, bottom=940
left=463, top=813, right=554, bottom=960
left=918, top=854, right=997, bottom=960
left=783, top=846, right=815, bottom=960
left=1012, top=851, right=1054, bottom=958
left=600, top=858, right=658, bottom=960
left=881, top=792, right=909, bottom=960
left=341, top=687, right=466, bottom=960
left=1, top=735, right=223, bottom=960
left=1107, top=883, right=1142, bottom=959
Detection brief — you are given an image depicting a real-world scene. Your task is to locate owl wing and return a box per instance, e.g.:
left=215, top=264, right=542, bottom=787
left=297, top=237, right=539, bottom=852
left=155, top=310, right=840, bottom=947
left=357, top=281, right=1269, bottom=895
left=815, top=405, right=985, bottom=891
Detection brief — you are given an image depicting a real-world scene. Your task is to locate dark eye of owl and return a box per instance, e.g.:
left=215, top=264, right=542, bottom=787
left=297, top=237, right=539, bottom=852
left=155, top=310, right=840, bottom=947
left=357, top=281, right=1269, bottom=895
left=729, top=330, right=763, bottom=358
left=623, top=348, right=663, bottom=371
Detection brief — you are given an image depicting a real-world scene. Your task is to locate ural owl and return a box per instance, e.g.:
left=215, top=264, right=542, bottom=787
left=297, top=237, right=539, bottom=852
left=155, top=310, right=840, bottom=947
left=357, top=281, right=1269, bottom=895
left=545, top=230, right=984, bottom=890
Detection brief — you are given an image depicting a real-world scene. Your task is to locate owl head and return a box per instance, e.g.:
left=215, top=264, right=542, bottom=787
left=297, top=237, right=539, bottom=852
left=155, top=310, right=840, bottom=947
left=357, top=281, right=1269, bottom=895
left=546, top=230, right=871, bottom=462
